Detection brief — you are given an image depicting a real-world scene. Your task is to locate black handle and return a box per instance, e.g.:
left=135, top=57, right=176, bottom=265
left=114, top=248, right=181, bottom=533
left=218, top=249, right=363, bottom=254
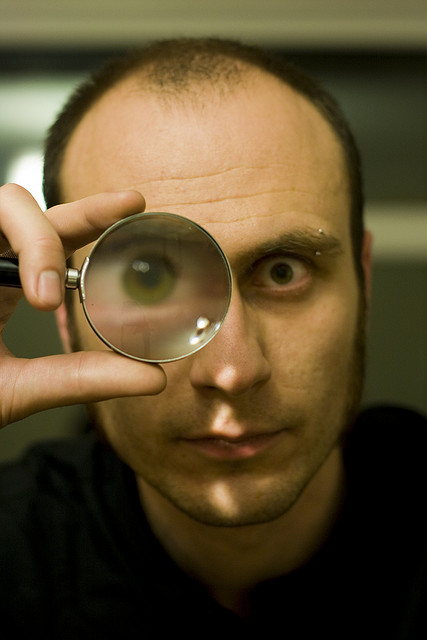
left=0, top=258, right=21, bottom=288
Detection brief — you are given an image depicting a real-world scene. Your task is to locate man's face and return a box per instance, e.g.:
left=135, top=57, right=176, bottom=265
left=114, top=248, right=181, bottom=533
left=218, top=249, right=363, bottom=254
left=61, top=72, right=369, bottom=527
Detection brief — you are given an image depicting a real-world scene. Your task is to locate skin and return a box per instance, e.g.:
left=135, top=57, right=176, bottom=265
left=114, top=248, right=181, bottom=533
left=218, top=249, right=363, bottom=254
left=58, top=70, right=371, bottom=613
left=0, top=186, right=167, bottom=426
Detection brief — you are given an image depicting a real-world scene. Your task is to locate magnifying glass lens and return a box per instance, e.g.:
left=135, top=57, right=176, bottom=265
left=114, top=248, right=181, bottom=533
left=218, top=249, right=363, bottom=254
left=80, top=213, right=231, bottom=362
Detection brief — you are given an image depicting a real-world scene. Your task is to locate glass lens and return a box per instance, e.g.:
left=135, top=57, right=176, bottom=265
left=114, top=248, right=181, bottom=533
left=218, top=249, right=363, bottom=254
left=80, top=212, right=231, bottom=362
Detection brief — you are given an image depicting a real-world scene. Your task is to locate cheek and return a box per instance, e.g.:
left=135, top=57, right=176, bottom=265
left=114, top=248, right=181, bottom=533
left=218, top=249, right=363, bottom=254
left=266, top=292, right=361, bottom=394
left=94, top=395, right=164, bottom=470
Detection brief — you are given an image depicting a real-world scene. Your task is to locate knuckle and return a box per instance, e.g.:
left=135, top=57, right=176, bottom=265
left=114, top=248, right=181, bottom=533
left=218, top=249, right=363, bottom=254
left=0, top=182, right=21, bottom=197
left=32, top=233, right=62, bottom=253
left=0, top=182, right=30, bottom=205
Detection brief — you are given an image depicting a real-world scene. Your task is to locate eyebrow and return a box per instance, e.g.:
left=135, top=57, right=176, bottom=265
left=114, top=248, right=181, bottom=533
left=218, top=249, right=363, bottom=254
left=234, top=228, right=344, bottom=266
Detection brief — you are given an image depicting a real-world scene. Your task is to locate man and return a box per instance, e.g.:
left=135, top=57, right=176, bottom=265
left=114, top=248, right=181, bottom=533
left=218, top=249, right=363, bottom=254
left=0, top=39, right=426, bottom=638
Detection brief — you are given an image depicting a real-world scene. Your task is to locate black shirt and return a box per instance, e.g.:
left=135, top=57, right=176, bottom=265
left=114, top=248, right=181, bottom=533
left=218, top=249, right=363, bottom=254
left=1, top=406, right=426, bottom=638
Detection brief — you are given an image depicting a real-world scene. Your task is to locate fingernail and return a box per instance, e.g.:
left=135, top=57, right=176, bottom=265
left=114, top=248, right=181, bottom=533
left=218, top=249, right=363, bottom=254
left=38, top=270, right=62, bottom=306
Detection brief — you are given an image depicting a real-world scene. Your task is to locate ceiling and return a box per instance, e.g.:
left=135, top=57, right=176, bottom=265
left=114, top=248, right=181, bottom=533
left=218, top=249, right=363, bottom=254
left=1, top=0, right=426, bottom=49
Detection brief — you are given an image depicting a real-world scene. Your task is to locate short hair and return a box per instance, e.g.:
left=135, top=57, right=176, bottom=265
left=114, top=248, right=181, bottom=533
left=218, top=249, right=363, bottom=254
left=43, top=37, right=364, bottom=280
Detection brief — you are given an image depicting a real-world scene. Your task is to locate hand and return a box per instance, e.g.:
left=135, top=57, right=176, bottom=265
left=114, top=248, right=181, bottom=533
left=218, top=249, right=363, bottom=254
left=0, top=184, right=166, bottom=427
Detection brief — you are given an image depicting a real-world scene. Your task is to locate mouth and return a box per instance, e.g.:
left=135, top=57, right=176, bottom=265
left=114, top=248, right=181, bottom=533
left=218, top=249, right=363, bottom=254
left=181, top=429, right=287, bottom=461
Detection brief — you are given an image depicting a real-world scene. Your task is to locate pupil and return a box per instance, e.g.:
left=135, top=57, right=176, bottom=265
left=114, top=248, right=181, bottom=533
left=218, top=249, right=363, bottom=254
left=271, top=263, right=292, bottom=284
left=123, top=256, right=175, bottom=305
left=132, top=260, right=163, bottom=288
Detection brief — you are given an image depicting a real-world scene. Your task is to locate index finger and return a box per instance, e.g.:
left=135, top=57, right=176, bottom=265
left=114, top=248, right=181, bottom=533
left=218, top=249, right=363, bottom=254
left=46, top=189, right=146, bottom=256
left=0, top=186, right=146, bottom=310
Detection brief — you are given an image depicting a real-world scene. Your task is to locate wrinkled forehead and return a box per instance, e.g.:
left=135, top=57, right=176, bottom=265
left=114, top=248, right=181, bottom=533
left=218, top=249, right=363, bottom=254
left=62, top=73, right=355, bottom=284
left=61, top=71, right=348, bottom=205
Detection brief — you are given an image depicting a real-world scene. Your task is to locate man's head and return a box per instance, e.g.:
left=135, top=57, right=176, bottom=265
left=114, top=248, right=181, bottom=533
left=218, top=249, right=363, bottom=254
left=43, top=38, right=364, bottom=280
left=46, top=38, right=371, bottom=528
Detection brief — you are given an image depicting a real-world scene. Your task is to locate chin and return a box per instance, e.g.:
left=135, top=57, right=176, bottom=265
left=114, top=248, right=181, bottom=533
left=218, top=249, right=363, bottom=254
left=150, top=468, right=313, bottom=529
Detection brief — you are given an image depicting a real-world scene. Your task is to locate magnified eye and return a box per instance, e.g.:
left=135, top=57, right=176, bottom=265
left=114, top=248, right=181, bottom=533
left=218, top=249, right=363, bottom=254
left=121, top=255, right=176, bottom=304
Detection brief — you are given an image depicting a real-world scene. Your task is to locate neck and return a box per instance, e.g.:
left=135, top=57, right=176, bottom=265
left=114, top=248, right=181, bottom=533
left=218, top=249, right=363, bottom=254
left=136, top=446, right=345, bottom=616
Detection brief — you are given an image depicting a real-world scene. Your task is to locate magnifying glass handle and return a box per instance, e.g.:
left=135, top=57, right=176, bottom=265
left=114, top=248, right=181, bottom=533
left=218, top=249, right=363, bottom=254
left=0, top=258, right=21, bottom=287
left=0, top=258, right=80, bottom=290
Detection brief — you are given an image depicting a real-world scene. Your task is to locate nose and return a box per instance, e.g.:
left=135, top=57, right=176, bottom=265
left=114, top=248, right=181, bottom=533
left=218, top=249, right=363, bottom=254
left=189, top=289, right=272, bottom=396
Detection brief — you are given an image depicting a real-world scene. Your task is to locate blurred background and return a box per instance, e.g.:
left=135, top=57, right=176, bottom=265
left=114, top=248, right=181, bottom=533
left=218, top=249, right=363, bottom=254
left=0, top=0, right=426, bottom=462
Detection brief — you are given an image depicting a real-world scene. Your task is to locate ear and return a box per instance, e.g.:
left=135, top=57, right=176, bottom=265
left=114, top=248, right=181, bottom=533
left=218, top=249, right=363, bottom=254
left=55, top=301, right=73, bottom=353
left=362, top=230, right=373, bottom=306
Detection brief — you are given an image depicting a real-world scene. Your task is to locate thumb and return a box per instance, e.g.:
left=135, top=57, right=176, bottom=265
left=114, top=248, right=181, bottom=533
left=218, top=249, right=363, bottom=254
left=0, top=351, right=166, bottom=427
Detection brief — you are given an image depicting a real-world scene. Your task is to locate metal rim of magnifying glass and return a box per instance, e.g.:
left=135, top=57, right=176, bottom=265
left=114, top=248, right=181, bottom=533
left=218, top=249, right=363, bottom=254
left=77, top=211, right=233, bottom=363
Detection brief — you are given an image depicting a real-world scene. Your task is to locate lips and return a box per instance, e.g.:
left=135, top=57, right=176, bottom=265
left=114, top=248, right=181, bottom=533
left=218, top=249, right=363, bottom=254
left=181, top=429, right=286, bottom=461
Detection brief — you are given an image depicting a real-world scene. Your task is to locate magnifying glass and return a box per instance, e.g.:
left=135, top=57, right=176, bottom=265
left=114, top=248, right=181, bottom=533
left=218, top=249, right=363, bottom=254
left=0, top=212, right=232, bottom=363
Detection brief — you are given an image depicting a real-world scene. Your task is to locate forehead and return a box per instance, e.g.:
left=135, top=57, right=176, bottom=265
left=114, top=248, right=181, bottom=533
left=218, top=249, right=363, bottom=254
left=61, top=72, right=350, bottom=252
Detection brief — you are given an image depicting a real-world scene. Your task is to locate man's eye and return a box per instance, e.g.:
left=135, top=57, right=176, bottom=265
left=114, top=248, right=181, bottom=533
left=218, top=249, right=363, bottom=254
left=252, top=256, right=309, bottom=289
left=269, top=261, right=295, bottom=285
left=121, top=256, right=176, bottom=304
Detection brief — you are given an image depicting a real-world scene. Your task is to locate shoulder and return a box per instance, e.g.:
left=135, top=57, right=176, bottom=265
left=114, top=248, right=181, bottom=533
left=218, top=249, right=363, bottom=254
left=1, top=433, right=99, bottom=497
left=343, top=406, right=427, bottom=635
left=0, top=432, right=123, bottom=528
left=344, top=404, right=427, bottom=518
left=0, top=435, right=97, bottom=615
left=354, top=403, right=427, bottom=429
left=346, top=404, right=427, bottom=462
